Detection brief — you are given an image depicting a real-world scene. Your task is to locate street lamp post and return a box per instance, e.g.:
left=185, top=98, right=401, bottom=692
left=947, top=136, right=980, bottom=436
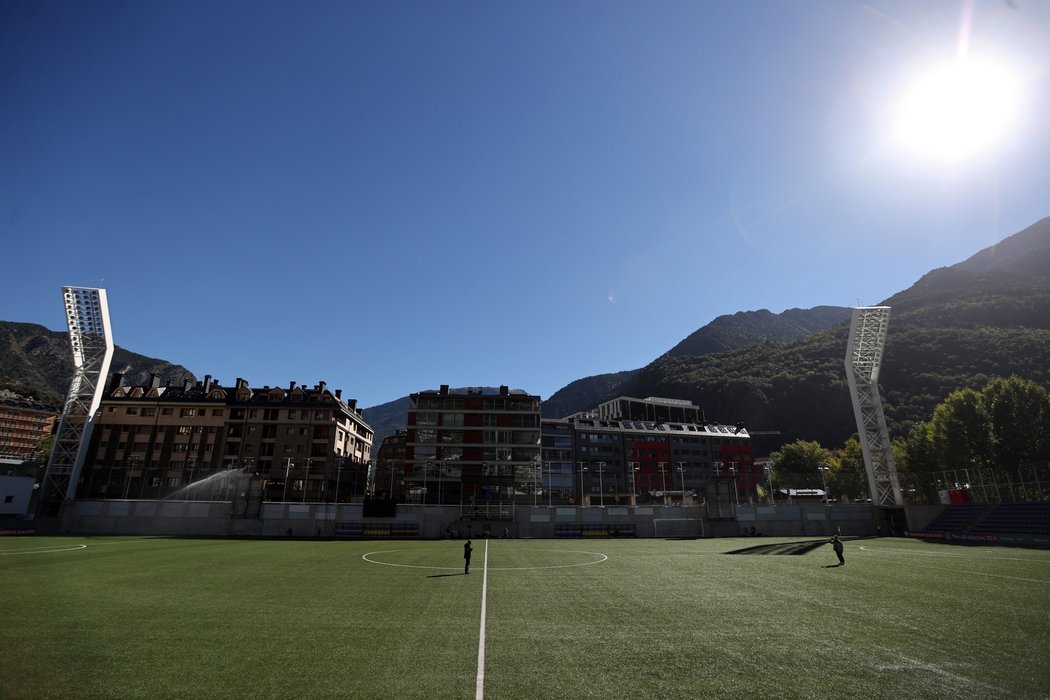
left=302, top=458, right=313, bottom=503
left=334, top=458, right=344, bottom=504
left=533, top=460, right=538, bottom=507
left=597, top=462, right=605, bottom=507
left=547, top=462, right=553, bottom=507
left=818, top=462, right=830, bottom=504
left=765, top=465, right=775, bottom=506
left=729, top=464, right=739, bottom=506
left=677, top=462, right=687, bottom=506
left=630, top=462, right=639, bottom=505
left=578, top=462, right=588, bottom=507
left=121, top=459, right=134, bottom=499
left=424, top=460, right=430, bottom=505
left=188, top=456, right=199, bottom=499
left=239, top=457, right=255, bottom=501
left=658, top=462, right=668, bottom=505
left=282, top=458, right=294, bottom=502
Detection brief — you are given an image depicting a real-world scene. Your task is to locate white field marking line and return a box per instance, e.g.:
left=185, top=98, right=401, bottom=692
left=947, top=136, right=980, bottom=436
left=361, top=549, right=608, bottom=571
left=0, top=544, right=87, bottom=556
left=859, top=548, right=1047, bottom=584
left=475, top=540, right=489, bottom=700
left=858, top=546, right=1050, bottom=563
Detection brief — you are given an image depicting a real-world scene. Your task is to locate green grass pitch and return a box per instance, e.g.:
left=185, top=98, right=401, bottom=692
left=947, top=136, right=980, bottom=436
left=2, top=536, right=1048, bottom=699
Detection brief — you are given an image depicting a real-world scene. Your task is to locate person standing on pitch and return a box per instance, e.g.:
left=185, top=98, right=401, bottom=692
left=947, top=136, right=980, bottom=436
left=464, top=539, right=473, bottom=574
left=831, top=535, right=845, bottom=566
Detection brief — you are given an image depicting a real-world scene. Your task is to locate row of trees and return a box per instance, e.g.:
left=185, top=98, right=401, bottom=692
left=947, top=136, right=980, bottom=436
left=768, top=377, right=1050, bottom=503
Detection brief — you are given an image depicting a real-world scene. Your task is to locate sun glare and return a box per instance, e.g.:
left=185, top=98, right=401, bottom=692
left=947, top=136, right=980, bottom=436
left=892, top=57, right=1021, bottom=164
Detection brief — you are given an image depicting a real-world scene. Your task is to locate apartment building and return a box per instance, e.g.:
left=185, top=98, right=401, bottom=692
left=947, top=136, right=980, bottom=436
left=78, top=374, right=373, bottom=502
left=543, top=396, right=754, bottom=509
left=404, top=385, right=541, bottom=511
left=0, top=397, right=57, bottom=459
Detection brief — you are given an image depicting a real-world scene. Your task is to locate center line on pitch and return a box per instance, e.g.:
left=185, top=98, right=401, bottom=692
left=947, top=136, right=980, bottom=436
left=475, top=540, right=489, bottom=700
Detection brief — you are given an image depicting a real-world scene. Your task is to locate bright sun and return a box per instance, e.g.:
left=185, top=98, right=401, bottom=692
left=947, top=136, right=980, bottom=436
left=892, top=57, right=1021, bottom=164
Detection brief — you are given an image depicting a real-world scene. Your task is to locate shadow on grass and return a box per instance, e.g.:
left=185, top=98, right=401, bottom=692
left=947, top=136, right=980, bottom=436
left=822, top=563, right=844, bottom=568
left=426, top=573, right=468, bottom=578
left=727, top=540, right=828, bottom=556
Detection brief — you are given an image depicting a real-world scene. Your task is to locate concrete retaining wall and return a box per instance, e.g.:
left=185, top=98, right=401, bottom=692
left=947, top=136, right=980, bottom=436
left=58, top=500, right=895, bottom=539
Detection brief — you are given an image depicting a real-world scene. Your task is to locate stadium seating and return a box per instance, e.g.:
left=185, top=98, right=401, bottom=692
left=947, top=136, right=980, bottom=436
left=924, top=502, right=1050, bottom=536
left=973, top=503, right=1050, bottom=535
left=924, top=504, right=991, bottom=532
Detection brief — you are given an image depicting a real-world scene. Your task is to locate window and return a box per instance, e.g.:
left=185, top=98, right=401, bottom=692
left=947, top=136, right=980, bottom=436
left=142, top=408, right=156, bottom=417
left=264, top=409, right=279, bottom=421
left=180, top=408, right=198, bottom=418
left=287, top=409, right=297, bottom=420
left=212, top=409, right=223, bottom=417
left=508, top=414, right=538, bottom=427
left=126, top=407, right=138, bottom=415
left=442, top=413, right=464, bottom=427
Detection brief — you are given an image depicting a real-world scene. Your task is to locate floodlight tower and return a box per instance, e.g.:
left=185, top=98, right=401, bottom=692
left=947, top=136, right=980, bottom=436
left=40, top=287, right=114, bottom=513
left=844, top=306, right=903, bottom=506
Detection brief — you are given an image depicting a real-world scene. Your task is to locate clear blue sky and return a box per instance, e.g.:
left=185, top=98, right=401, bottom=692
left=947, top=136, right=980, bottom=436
left=2, top=1, right=1048, bottom=408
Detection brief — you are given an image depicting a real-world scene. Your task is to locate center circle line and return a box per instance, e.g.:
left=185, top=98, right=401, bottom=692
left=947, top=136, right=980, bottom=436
left=362, top=548, right=608, bottom=571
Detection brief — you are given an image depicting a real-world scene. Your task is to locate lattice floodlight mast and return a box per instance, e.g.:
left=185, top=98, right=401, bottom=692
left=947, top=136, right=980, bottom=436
left=41, top=287, right=114, bottom=510
left=844, top=306, right=904, bottom=507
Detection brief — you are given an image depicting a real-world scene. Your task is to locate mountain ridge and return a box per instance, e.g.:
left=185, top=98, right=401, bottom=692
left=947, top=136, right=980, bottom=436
left=4, top=218, right=1048, bottom=455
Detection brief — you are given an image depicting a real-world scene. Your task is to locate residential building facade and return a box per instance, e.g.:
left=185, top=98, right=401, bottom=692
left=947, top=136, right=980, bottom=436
left=542, top=396, right=754, bottom=511
left=0, top=397, right=57, bottom=459
left=78, top=374, right=373, bottom=502
left=404, top=385, right=542, bottom=513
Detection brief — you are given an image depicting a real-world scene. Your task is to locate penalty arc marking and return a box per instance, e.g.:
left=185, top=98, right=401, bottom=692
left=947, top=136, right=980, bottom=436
left=0, top=544, right=88, bottom=556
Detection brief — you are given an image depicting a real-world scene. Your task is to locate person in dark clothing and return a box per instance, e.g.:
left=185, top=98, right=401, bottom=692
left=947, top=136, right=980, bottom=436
left=831, top=535, right=845, bottom=566
left=464, top=540, right=473, bottom=574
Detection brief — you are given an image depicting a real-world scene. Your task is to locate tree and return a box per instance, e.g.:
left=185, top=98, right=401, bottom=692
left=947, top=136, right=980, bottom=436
left=770, top=440, right=832, bottom=490
left=928, top=388, right=990, bottom=470
left=981, top=376, right=1050, bottom=472
left=902, top=422, right=935, bottom=474
left=829, top=437, right=869, bottom=502
left=34, top=433, right=54, bottom=459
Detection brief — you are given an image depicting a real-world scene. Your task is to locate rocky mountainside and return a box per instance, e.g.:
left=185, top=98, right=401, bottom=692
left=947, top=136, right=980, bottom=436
left=604, top=218, right=1050, bottom=453
left=0, top=321, right=196, bottom=407
left=363, top=306, right=853, bottom=446
left=540, top=306, right=852, bottom=420
left=5, top=218, right=1048, bottom=456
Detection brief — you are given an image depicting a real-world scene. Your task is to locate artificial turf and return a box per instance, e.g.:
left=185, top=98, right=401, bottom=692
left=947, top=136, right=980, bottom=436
left=2, top=536, right=1048, bottom=699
